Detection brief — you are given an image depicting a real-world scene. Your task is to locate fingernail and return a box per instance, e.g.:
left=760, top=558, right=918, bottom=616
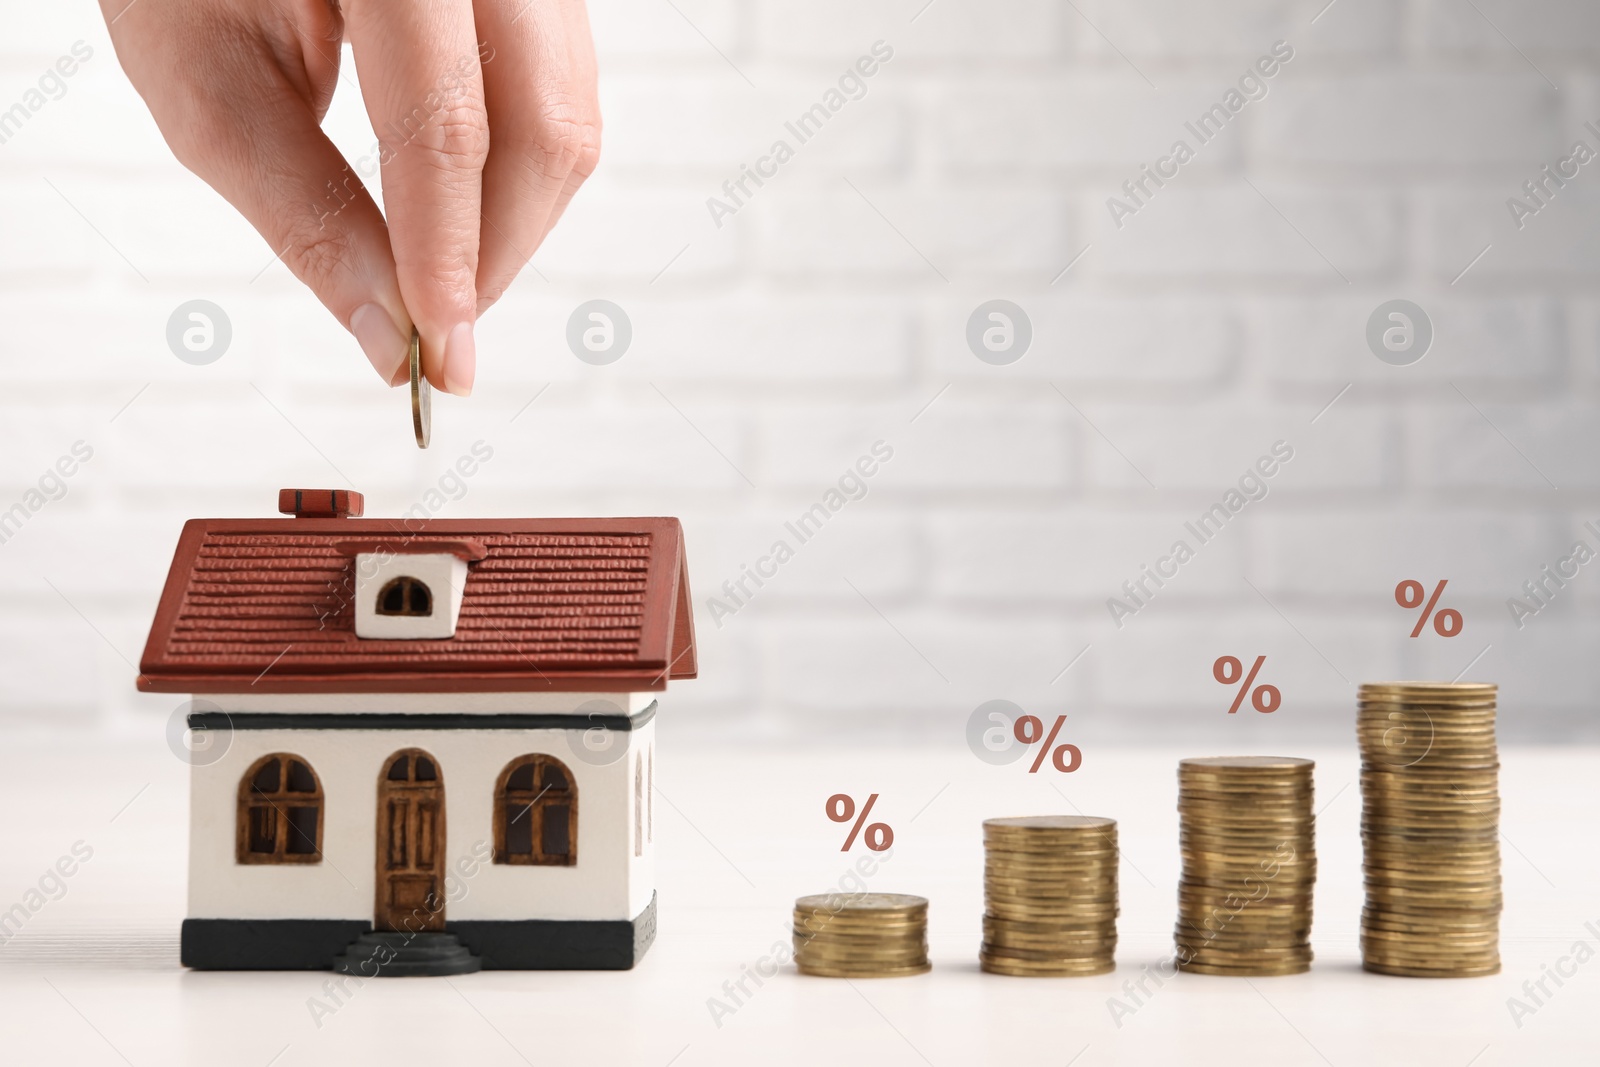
left=443, top=321, right=475, bottom=397
left=351, top=303, right=408, bottom=387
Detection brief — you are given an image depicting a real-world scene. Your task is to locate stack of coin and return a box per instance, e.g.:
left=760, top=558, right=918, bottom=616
left=981, top=816, right=1118, bottom=976
left=792, top=893, right=930, bottom=977
left=1358, top=682, right=1501, bottom=978
left=1175, top=757, right=1316, bottom=976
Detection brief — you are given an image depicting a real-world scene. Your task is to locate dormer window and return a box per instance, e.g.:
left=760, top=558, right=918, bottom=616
left=377, top=577, right=433, bottom=617
left=341, top=545, right=480, bottom=640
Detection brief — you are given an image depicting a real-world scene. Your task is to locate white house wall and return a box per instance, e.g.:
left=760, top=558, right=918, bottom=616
left=626, top=733, right=657, bottom=920
left=190, top=722, right=655, bottom=924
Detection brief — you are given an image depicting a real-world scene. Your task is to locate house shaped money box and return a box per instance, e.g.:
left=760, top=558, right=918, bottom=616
left=138, top=489, right=695, bottom=974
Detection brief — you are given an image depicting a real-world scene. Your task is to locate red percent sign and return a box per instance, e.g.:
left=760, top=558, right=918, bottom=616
left=1395, top=579, right=1461, bottom=637
left=826, top=793, right=894, bottom=851
left=1013, top=715, right=1082, bottom=773
left=1213, top=655, right=1281, bottom=714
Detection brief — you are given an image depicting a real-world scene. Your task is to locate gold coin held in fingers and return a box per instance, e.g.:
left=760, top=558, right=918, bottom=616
left=410, top=327, right=431, bottom=449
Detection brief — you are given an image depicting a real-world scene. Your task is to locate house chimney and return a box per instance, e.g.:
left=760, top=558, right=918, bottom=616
left=279, top=489, right=363, bottom=518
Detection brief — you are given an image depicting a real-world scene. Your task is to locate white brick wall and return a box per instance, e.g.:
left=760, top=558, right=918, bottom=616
left=1, top=0, right=1597, bottom=742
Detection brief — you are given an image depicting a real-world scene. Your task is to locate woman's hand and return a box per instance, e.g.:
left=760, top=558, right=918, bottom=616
left=101, top=0, right=600, bottom=395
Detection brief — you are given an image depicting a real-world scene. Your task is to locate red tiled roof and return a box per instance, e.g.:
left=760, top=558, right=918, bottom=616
left=138, top=515, right=696, bottom=693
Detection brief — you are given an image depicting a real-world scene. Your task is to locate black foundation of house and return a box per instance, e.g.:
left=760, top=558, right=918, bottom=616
left=181, top=893, right=658, bottom=971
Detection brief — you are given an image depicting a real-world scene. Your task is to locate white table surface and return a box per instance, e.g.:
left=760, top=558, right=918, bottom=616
left=0, top=736, right=1594, bottom=1066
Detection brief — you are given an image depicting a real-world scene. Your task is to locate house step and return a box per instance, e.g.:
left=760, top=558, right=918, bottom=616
left=331, top=930, right=482, bottom=977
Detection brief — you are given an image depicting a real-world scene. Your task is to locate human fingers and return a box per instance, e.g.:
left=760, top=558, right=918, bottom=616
left=344, top=0, right=489, bottom=395
left=102, top=0, right=414, bottom=384
left=472, top=0, right=601, bottom=313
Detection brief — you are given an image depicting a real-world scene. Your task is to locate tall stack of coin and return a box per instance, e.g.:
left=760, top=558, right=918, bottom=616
left=792, top=893, right=930, bottom=977
left=1358, top=682, right=1500, bottom=977
left=1175, top=757, right=1316, bottom=975
left=981, top=816, right=1118, bottom=976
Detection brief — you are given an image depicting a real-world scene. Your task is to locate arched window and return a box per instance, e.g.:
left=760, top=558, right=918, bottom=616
left=238, top=753, right=323, bottom=864
left=377, top=576, right=432, bottom=616
left=494, top=755, right=577, bottom=866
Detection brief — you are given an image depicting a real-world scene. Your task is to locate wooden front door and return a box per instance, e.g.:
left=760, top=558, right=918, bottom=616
left=376, top=748, right=446, bottom=932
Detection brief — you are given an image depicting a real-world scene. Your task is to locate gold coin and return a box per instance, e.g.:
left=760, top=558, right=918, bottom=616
left=983, top=851, right=1119, bottom=863
left=1185, top=934, right=1312, bottom=952
left=984, top=860, right=1117, bottom=875
left=1178, top=924, right=1308, bottom=940
left=1359, top=771, right=1499, bottom=788
left=1180, top=852, right=1317, bottom=868
left=1179, top=941, right=1314, bottom=956
left=985, top=819, right=1113, bottom=831
left=1358, top=702, right=1497, bottom=712
left=1181, top=844, right=1317, bottom=859
left=1177, top=892, right=1314, bottom=908
left=1363, top=884, right=1503, bottom=900
left=1178, top=915, right=1288, bottom=932
left=979, top=955, right=1115, bottom=977
left=1178, top=777, right=1313, bottom=790
left=1362, top=838, right=1499, bottom=852
left=796, top=948, right=928, bottom=966
left=985, top=845, right=1118, bottom=859
left=1179, top=767, right=1314, bottom=779
left=1178, top=866, right=1311, bottom=881
left=1364, top=876, right=1500, bottom=893
left=1362, top=962, right=1500, bottom=978
left=1180, top=797, right=1312, bottom=810
left=984, top=892, right=1117, bottom=909
left=1363, top=921, right=1497, bottom=940
left=1361, top=928, right=1499, bottom=942
left=1361, top=945, right=1499, bottom=965
left=1358, top=687, right=1497, bottom=697
left=1361, top=956, right=1501, bottom=972
left=797, top=961, right=932, bottom=978
left=1181, top=804, right=1312, bottom=817
left=795, top=911, right=928, bottom=926
left=409, top=327, right=430, bottom=449
left=980, top=941, right=1115, bottom=961
left=1360, top=933, right=1498, bottom=950
left=1181, top=756, right=1315, bottom=771
left=1177, top=960, right=1311, bottom=977
left=983, top=873, right=1116, bottom=887
left=985, top=929, right=1117, bottom=946
left=1361, top=826, right=1500, bottom=842
left=984, top=877, right=1116, bottom=893
left=1360, top=911, right=1499, bottom=932
left=1363, top=907, right=1502, bottom=924
left=796, top=939, right=927, bottom=954
left=794, top=893, right=927, bottom=915
left=794, top=927, right=927, bottom=942
left=795, top=932, right=928, bottom=948
left=984, top=929, right=1115, bottom=948
left=795, top=928, right=927, bottom=944
left=984, top=867, right=1117, bottom=882
left=985, top=938, right=1116, bottom=954
left=985, top=841, right=1118, bottom=856
left=984, top=912, right=1116, bottom=928
left=985, top=905, right=1120, bottom=923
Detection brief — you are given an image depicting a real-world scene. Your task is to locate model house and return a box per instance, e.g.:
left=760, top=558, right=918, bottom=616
left=138, top=489, right=696, bottom=974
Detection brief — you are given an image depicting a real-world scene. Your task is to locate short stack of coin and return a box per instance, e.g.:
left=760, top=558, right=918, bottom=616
left=981, top=816, right=1118, bottom=976
left=792, top=893, right=930, bottom=977
left=1358, top=682, right=1501, bottom=978
left=1175, top=757, right=1316, bottom=976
